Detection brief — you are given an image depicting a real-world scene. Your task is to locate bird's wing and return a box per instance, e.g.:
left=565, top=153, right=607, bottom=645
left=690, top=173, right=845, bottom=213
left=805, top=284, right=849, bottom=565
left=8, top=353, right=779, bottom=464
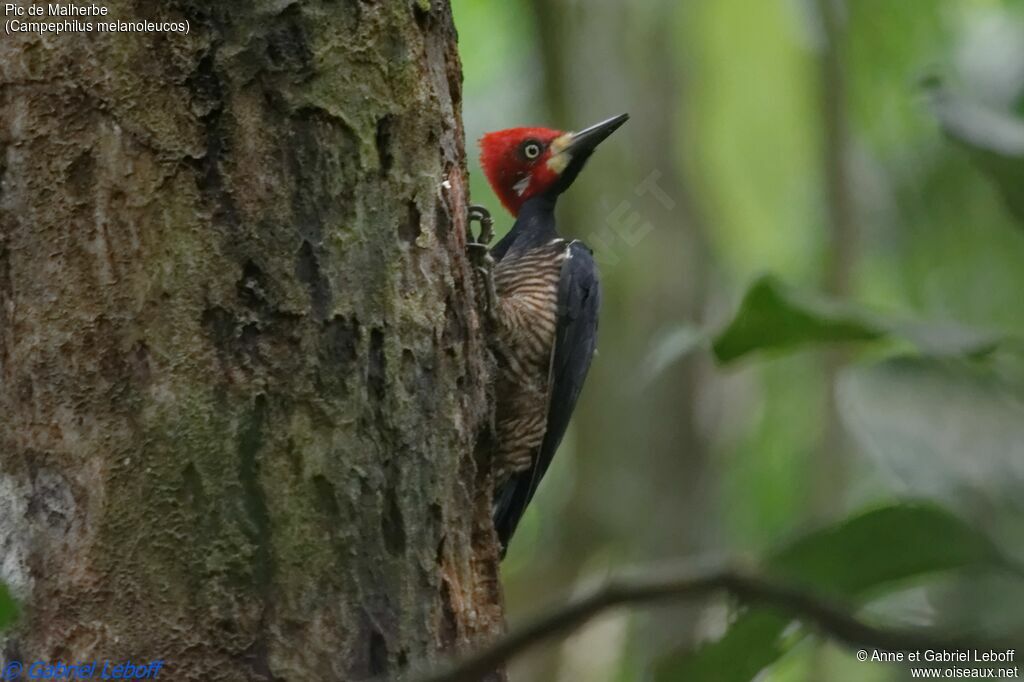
left=493, top=240, right=601, bottom=552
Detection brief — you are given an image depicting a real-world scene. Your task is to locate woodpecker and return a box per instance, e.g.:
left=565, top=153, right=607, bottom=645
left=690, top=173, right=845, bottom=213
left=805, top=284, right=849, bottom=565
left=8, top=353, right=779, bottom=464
left=467, top=113, right=629, bottom=555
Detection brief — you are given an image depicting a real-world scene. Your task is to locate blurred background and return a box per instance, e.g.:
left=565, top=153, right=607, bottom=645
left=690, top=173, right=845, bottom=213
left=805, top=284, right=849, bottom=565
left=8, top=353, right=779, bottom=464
left=452, top=0, right=1024, bottom=680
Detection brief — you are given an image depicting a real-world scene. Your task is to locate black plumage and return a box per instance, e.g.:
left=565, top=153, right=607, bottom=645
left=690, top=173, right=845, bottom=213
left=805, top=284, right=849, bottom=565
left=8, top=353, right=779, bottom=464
left=475, top=112, right=626, bottom=556
left=489, top=197, right=601, bottom=553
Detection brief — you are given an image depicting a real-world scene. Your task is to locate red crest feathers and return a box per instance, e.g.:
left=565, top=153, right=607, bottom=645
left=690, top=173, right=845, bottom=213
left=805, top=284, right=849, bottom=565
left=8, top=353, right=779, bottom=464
left=478, top=127, right=564, bottom=216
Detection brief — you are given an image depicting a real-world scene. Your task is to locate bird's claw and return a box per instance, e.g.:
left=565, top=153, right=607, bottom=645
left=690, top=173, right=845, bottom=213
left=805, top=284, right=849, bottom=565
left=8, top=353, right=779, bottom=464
left=466, top=241, right=489, bottom=267
left=466, top=205, right=499, bottom=326
left=467, top=204, right=494, bottom=247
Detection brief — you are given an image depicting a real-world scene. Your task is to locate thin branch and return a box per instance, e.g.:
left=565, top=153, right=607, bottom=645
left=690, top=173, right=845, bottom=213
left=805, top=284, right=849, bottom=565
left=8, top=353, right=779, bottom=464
left=405, top=561, right=1000, bottom=682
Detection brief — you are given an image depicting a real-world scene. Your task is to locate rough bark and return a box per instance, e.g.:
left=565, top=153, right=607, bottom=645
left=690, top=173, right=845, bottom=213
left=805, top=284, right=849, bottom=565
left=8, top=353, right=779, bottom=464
left=0, top=1, right=502, bottom=678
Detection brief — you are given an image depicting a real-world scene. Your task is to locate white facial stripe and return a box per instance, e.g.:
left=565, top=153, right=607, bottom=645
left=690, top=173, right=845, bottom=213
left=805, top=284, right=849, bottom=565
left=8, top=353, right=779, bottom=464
left=549, top=132, right=573, bottom=154
left=546, top=131, right=574, bottom=175
left=513, top=175, right=531, bottom=196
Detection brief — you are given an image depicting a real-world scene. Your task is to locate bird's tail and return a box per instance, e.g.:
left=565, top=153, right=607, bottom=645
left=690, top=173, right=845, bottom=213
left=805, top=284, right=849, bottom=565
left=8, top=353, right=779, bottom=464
left=492, top=475, right=532, bottom=558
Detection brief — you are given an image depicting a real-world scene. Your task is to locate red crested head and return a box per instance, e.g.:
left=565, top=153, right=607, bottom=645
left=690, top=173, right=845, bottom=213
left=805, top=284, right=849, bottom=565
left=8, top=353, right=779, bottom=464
left=478, top=114, right=629, bottom=216
left=478, top=127, right=565, bottom=216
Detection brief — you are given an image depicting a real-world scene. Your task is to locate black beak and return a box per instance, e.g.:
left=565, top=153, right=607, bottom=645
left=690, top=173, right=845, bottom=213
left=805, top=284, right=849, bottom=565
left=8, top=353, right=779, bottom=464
left=565, top=113, right=629, bottom=155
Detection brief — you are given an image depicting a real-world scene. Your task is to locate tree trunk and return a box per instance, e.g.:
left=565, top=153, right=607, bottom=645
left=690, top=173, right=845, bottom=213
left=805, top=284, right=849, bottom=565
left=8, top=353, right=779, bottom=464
left=0, top=1, right=502, bottom=678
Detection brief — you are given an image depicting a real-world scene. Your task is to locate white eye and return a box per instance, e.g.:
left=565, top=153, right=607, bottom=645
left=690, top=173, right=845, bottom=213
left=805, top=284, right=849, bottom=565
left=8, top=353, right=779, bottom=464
left=523, top=142, right=541, bottom=159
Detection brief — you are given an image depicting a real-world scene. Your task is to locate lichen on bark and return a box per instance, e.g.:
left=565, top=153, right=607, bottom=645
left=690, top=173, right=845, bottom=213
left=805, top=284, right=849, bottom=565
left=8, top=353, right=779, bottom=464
left=0, top=0, right=501, bottom=678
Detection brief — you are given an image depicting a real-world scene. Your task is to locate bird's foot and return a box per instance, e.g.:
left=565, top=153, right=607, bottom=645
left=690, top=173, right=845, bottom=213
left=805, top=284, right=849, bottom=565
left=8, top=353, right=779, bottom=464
left=468, top=251, right=499, bottom=327
left=466, top=205, right=499, bottom=326
left=467, top=204, right=494, bottom=248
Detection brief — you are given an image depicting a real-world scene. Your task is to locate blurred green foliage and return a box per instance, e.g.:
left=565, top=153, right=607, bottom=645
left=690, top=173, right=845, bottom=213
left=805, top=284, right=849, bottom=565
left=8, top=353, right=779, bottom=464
left=707, top=274, right=1008, bottom=363
left=452, top=0, right=1024, bottom=680
left=929, top=81, right=1024, bottom=222
left=656, top=503, right=1009, bottom=682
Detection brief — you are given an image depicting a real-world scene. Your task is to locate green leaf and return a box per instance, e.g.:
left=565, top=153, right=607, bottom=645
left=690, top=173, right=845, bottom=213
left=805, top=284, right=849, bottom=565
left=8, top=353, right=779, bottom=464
left=654, top=503, right=1002, bottom=682
left=766, top=503, right=1002, bottom=592
left=711, top=276, right=1000, bottom=364
left=712, top=277, right=884, bottom=363
left=927, top=83, right=1024, bottom=224
left=0, top=583, right=17, bottom=631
